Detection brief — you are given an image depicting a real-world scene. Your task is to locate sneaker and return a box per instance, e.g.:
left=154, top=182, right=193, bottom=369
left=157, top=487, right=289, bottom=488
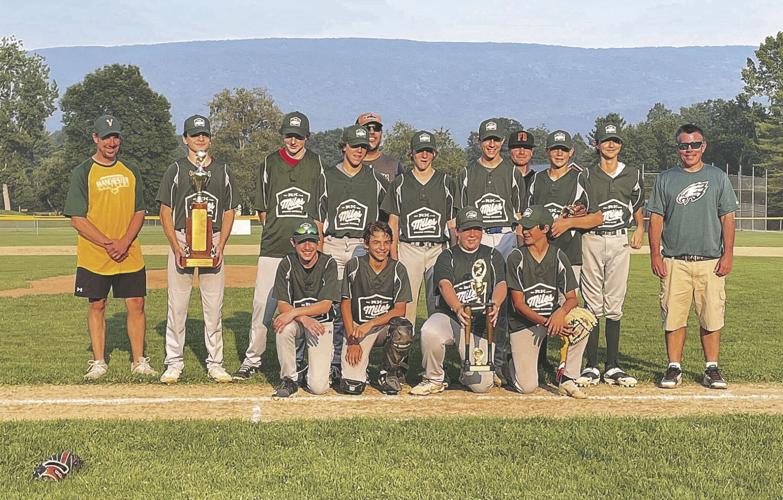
left=558, top=379, right=587, bottom=399
left=660, top=365, right=682, bottom=389
left=328, top=365, right=342, bottom=387
left=232, top=364, right=261, bottom=380
left=576, top=367, right=600, bottom=387
left=160, top=366, right=182, bottom=385
left=208, top=365, right=233, bottom=383
left=83, top=360, right=108, bottom=381
left=410, top=379, right=446, bottom=396
left=130, top=357, right=158, bottom=376
left=703, top=366, right=727, bottom=389
left=273, top=377, right=299, bottom=398
left=603, top=367, right=637, bottom=387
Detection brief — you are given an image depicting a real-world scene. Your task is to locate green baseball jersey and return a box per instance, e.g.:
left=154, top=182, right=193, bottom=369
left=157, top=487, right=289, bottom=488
left=456, top=159, right=527, bottom=228
left=584, top=162, right=644, bottom=230
left=506, top=245, right=577, bottom=331
left=433, top=244, right=506, bottom=334
left=318, top=165, right=389, bottom=238
left=381, top=170, right=456, bottom=242
left=527, top=168, right=589, bottom=265
left=342, top=255, right=412, bottom=325
left=646, top=165, right=738, bottom=258
left=156, top=157, right=238, bottom=232
left=362, top=153, right=404, bottom=183
left=271, top=251, right=340, bottom=323
left=256, top=149, right=325, bottom=258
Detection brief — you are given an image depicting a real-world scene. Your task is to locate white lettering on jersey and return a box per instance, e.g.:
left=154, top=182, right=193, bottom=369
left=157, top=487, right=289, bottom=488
left=676, top=181, right=709, bottom=206
left=185, top=191, right=220, bottom=222
left=276, top=187, right=310, bottom=218
left=454, top=279, right=488, bottom=309
left=358, top=293, right=392, bottom=323
left=476, top=193, right=507, bottom=223
left=335, top=199, right=368, bottom=230
left=523, top=284, right=556, bottom=313
left=407, top=207, right=441, bottom=238
left=598, top=198, right=629, bottom=228
left=96, top=174, right=129, bottom=194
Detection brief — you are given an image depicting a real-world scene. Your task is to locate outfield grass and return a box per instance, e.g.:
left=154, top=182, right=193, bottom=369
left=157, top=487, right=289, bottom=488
left=1, top=416, right=780, bottom=498
left=0, top=256, right=780, bottom=385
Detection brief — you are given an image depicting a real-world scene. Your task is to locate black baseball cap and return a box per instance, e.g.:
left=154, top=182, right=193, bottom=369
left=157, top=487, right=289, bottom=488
left=508, top=129, right=535, bottom=149
left=280, top=111, right=310, bottom=137
left=410, top=130, right=437, bottom=152
left=341, top=125, right=371, bottom=147
left=597, top=123, right=623, bottom=143
left=184, top=115, right=211, bottom=136
left=456, top=207, right=484, bottom=230
left=479, top=119, right=504, bottom=141
left=516, top=205, right=554, bottom=229
left=292, top=219, right=319, bottom=243
left=546, top=129, right=572, bottom=150
left=93, top=115, right=122, bottom=138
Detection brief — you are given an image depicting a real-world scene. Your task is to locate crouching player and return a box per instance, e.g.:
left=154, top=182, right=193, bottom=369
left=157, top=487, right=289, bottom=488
left=271, top=220, right=340, bottom=397
left=340, top=221, right=413, bottom=395
left=506, top=205, right=586, bottom=399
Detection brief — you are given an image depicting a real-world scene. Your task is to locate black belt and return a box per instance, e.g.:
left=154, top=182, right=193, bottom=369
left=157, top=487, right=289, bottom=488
left=401, top=241, right=445, bottom=247
left=484, top=226, right=512, bottom=235
left=669, top=255, right=716, bottom=262
left=590, top=228, right=627, bottom=236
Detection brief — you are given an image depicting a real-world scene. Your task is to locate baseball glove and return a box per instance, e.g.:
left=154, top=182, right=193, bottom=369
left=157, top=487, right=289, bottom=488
left=32, top=451, right=83, bottom=481
left=560, top=201, right=586, bottom=218
left=563, top=307, right=598, bottom=344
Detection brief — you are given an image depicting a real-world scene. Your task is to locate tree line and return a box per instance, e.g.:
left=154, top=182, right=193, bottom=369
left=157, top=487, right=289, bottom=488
left=1, top=33, right=782, bottom=216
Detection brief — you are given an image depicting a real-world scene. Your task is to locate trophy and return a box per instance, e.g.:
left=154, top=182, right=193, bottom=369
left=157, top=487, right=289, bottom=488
left=181, top=150, right=217, bottom=267
left=462, top=259, right=495, bottom=374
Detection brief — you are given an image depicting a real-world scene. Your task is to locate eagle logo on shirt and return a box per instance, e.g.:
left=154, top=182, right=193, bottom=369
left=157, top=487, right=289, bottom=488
left=676, top=181, right=709, bottom=206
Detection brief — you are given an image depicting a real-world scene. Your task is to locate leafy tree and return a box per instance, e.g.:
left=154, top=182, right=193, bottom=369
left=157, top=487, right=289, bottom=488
left=59, top=64, right=178, bottom=212
left=382, top=121, right=466, bottom=176
left=0, top=37, right=58, bottom=211
left=208, top=87, right=283, bottom=212
left=308, top=127, right=343, bottom=169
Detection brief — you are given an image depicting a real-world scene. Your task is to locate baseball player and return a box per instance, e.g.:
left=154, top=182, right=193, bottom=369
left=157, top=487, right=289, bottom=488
left=157, top=115, right=238, bottom=384
left=318, top=124, right=390, bottom=382
left=382, top=130, right=456, bottom=331
left=63, top=115, right=156, bottom=380
left=356, top=112, right=405, bottom=183
left=270, top=219, right=340, bottom=397
left=648, top=123, right=737, bottom=389
left=573, top=124, right=645, bottom=388
left=235, top=112, right=325, bottom=380
left=410, top=207, right=507, bottom=395
left=508, top=128, right=537, bottom=187
left=506, top=205, right=585, bottom=398
left=339, top=221, right=413, bottom=395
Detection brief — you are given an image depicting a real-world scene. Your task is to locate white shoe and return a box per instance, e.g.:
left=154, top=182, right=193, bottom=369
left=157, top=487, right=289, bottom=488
left=160, top=367, right=182, bottom=385
left=84, top=360, right=108, bottom=381
left=208, top=365, right=232, bottom=383
left=575, top=367, right=600, bottom=387
left=603, top=367, right=637, bottom=387
left=558, top=379, right=587, bottom=399
left=131, top=357, right=158, bottom=376
left=410, top=379, right=446, bottom=396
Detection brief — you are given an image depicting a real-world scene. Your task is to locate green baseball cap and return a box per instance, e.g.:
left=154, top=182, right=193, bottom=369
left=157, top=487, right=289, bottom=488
left=184, top=115, right=211, bottom=136
left=456, top=207, right=484, bottom=230
left=597, top=123, right=623, bottom=143
left=479, top=118, right=505, bottom=141
left=516, top=205, right=554, bottom=229
left=93, top=115, right=122, bottom=138
left=341, top=125, right=370, bottom=147
left=292, top=219, right=320, bottom=243
left=508, top=129, right=535, bottom=149
left=410, top=130, right=437, bottom=152
left=280, top=111, right=310, bottom=137
left=546, top=129, right=572, bottom=150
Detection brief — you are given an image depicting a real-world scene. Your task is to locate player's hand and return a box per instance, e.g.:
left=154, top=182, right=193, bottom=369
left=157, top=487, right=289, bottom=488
left=351, top=322, right=372, bottom=339
left=273, top=311, right=297, bottom=333
left=715, top=251, right=733, bottom=277
left=630, top=229, right=644, bottom=249
left=172, top=245, right=186, bottom=269
left=453, top=305, right=471, bottom=326
left=345, top=344, right=363, bottom=366
left=551, top=218, right=571, bottom=238
left=486, top=302, right=499, bottom=326
left=545, top=309, right=568, bottom=336
left=105, top=239, right=130, bottom=262
left=214, top=244, right=225, bottom=267
left=298, top=316, right=325, bottom=336
left=570, top=203, right=587, bottom=217
left=650, top=253, right=667, bottom=278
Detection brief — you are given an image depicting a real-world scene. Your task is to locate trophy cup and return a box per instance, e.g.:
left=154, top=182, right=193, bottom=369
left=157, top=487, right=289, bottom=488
left=181, top=150, right=217, bottom=267
left=462, top=259, right=495, bottom=374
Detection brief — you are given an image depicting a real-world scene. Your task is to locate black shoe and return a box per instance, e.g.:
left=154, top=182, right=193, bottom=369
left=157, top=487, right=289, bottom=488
left=328, top=365, right=341, bottom=387
left=377, top=370, right=402, bottom=395
left=232, top=364, right=261, bottom=380
left=660, top=365, right=682, bottom=389
left=703, top=366, right=727, bottom=389
left=273, top=377, right=299, bottom=398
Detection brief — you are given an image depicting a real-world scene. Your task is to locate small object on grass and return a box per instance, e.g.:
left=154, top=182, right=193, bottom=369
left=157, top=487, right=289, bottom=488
left=32, top=451, right=83, bottom=481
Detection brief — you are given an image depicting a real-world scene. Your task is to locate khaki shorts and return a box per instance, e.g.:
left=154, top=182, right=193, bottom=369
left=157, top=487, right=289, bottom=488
left=659, top=258, right=726, bottom=332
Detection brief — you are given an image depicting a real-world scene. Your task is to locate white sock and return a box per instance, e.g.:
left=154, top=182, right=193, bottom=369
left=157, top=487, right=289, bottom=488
left=705, top=362, right=718, bottom=369
left=668, top=362, right=681, bottom=369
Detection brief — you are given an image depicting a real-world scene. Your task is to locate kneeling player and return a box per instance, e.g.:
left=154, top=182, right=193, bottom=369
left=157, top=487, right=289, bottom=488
left=271, top=220, right=340, bottom=397
left=506, top=205, right=586, bottom=398
left=340, top=221, right=413, bottom=395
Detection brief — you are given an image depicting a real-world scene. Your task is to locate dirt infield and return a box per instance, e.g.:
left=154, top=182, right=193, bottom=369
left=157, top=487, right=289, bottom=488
left=2, top=383, right=782, bottom=421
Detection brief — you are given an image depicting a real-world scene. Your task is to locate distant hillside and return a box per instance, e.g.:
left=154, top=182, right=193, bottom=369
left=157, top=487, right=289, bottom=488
left=34, top=38, right=754, bottom=142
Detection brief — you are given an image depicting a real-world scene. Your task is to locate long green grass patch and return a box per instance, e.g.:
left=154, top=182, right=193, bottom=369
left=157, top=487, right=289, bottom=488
left=1, top=416, right=781, bottom=498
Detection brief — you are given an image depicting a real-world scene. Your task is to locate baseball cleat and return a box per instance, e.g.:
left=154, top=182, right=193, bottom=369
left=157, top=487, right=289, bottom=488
left=409, top=379, right=446, bottom=396
left=83, top=360, right=108, bottom=381
left=160, top=367, right=182, bottom=384
left=558, top=379, right=587, bottom=399
left=232, top=364, right=261, bottom=380
left=659, top=365, right=682, bottom=389
left=603, top=367, right=637, bottom=387
left=273, top=377, right=299, bottom=398
left=208, top=365, right=233, bottom=383
left=576, top=367, right=600, bottom=387
left=703, top=366, right=727, bottom=389
left=130, top=357, right=158, bottom=376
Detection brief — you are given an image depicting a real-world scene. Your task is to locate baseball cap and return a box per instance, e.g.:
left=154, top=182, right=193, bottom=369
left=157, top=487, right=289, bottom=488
left=516, top=205, right=554, bottom=229
left=546, top=129, right=572, bottom=150
left=479, top=118, right=504, bottom=141
left=184, top=115, right=211, bottom=136
left=410, top=130, right=437, bottom=152
left=93, top=115, right=122, bottom=138
left=508, top=129, right=535, bottom=149
left=280, top=111, right=310, bottom=137
left=356, top=112, right=383, bottom=127
left=341, top=125, right=371, bottom=147
left=292, top=219, right=320, bottom=243
left=597, top=123, right=623, bottom=143
left=456, top=207, right=484, bottom=230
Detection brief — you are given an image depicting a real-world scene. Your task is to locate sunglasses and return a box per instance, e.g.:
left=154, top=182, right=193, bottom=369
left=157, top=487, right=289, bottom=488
left=294, top=224, right=319, bottom=236
left=366, top=124, right=383, bottom=132
left=676, top=141, right=703, bottom=151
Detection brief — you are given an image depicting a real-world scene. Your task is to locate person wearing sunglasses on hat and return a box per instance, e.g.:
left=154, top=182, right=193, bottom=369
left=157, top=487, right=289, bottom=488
left=269, top=219, right=340, bottom=398
left=647, top=123, right=737, bottom=390
left=356, top=112, right=405, bottom=184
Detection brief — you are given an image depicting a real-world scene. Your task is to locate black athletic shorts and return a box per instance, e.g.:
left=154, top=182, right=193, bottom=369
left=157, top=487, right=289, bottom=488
left=74, top=267, right=147, bottom=299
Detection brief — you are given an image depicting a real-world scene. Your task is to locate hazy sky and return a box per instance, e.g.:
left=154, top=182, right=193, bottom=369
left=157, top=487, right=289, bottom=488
left=6, top=0, right=781, bottom=49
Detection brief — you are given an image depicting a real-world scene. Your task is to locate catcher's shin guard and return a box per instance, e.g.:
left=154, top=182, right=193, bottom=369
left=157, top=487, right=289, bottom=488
left=339, top=378, right=366, bottom=395
left=379, top=317, right=413, bottom=394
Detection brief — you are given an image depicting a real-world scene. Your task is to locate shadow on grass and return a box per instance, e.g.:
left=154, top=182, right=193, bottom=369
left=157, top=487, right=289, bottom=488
left=223, top=310, right=282, bottom=383
left=153, top=318, right=211, bottom=372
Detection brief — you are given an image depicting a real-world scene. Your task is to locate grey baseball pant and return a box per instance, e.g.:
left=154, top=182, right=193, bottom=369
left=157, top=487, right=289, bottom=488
left=340, top=324, right=390, bottom=383
left=242, top=256, right=283, bottom=368
left=277, top=320, right=334, bottom=394
left=507, top=325, right=587, bottom=393
left=397, top=241, right=443, bottom=330
left=580, top=232, right=629, bottom=320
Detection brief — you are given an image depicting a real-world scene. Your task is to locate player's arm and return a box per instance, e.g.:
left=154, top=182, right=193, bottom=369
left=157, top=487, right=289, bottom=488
left=69, top=216, right=112, bottom=249
left=214, top=208, right=236, bottom=267
left=648, top=212, right=666, bottom=278
left=356, top=302, right=406, bottom=336
left=104, top=209, right=145, bottom=261
left=388, top=214, right=400, bottom=261
left=546, top=290, right=578, bottom=336
left=716, top=212, right=735, bottom=277
left=630, top=207, right=645, bottom=249
left=438, top=278, right=470, bottom=326
left=488, top=280, right=507, bottom=326
left=510, top=289, right=548, bottom=325
left=551, top=211, right=603, bottom=237
left=159, top=203, right=186, bottom=269
left=447, top=218, right=457, bottom=247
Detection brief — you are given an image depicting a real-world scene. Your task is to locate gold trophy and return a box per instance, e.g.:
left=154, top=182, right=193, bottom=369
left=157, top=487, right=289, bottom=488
left=462, top=259, right=495, bottom=374
left=181, top=150, right=217, bottom=267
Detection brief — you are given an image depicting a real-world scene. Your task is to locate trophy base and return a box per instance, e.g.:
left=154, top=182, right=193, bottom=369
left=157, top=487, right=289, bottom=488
left=181, top=257, right=218, bottom=268
left=464, top=364, right=494, bottom=374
